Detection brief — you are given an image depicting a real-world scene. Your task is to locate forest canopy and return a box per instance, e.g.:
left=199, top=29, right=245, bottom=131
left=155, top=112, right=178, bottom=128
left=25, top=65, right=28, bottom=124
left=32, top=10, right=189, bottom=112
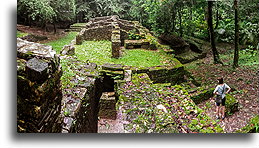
left=17, top=0, right=259, bottom=47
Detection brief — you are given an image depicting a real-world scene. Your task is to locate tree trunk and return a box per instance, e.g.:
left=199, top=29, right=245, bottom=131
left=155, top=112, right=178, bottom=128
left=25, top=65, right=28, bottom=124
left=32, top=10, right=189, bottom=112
left=53, top=22, right=57, bottom=34
left=178, top=6, right=183, bottom=37
left=207, top=1, right=222, bottom=64
left=233, top=0, right=239, bottom=68
left=215, top=1, right=219, bottom=29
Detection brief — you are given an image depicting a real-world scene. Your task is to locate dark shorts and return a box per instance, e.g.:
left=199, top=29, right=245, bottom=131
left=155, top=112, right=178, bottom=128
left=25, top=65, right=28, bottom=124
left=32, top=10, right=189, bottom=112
left=216, top=97, right=226, bottom=106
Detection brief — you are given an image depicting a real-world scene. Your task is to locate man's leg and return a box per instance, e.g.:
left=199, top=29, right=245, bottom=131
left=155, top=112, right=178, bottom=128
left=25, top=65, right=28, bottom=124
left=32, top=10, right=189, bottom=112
left=216, top=105, right=220, bottom=119
left=221, top=106, right=226, bottom=119
left=221, top=97, right=226, bottom=119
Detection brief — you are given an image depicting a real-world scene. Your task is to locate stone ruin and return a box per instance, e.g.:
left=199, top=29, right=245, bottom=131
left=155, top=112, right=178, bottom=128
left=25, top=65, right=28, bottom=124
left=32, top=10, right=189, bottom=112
left=17, top=38, right=62, bottom=132
left=75, top=15, right=154, bottom=58
left=158, top=34, right=208, bottom=64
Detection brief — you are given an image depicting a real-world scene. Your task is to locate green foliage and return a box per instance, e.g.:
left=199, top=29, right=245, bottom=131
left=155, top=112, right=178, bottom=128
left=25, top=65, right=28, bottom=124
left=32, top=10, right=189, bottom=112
left=214, top=0, right=259, bottom=46
left=74, top=40, right=112, bottom=65
left=128, top=30, right=146, bottom=40
left=18, top=0, right=56, bottom=24
left=239, top=46, right=259, bottom=67
left=221, top=44, right=258, bottom=68
left=76, top=0, right=131, bottom=21
left=113, top=49, right=172, bottom=67
left=17, top=31, right=28, bottom=38
left=50, top=0, right=76, bottom=22
left=235, top=115, right=259, bottom=133
left=18, top=0, right=76, bottom=26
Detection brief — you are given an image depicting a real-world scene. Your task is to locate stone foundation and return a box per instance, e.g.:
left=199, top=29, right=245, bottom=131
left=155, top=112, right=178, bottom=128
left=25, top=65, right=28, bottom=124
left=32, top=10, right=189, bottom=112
left=124, top=39, right=150, bottom=49
left=75, top=16, right=153, bottom=58
left=17, top=38, right=62, bottom=133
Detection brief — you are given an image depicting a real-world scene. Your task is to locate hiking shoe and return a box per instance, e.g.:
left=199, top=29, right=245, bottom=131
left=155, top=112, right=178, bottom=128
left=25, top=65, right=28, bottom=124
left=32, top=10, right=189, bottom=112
left=216, top=115, right=220, bottom=119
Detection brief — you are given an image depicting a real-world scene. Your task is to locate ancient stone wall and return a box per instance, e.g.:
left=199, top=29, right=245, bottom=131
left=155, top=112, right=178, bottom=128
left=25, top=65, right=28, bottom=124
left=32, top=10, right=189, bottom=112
left=17, top=38, right=63, bottom=133
left=61, top=63, right=103, bottom=133
left=75, top=16, right=151, bottom=58
left=111, top=23, right=121, bottom=58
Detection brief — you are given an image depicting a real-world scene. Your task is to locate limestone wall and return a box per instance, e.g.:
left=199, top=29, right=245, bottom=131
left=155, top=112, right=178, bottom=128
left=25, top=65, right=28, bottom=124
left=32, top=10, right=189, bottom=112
left=17, top=38, right=63, bottom=133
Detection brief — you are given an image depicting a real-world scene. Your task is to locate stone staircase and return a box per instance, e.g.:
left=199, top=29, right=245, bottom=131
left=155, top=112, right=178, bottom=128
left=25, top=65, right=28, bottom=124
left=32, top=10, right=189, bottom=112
left=65, top=23, right=86, bottom=32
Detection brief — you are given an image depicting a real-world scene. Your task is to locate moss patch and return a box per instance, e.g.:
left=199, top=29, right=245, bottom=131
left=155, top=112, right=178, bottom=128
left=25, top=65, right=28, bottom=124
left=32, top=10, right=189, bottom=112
left=225, top=94, right=239, bottom=116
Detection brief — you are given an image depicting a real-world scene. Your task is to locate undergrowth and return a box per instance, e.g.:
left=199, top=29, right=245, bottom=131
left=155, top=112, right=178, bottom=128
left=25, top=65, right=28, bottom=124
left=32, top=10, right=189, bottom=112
left=17, top=31, right=28, bottom=38
left=220, top=46, right=258, bottom=68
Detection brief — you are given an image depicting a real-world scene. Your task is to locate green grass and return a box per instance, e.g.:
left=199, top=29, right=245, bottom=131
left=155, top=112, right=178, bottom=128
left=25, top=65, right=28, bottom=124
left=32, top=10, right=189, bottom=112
left=113, top=49, right=171, bottom=67
left=17, top=31, right=28, bottom=38
left=74, top=40, right=112, bottom=65
left=45, top=32, right=78, bottom=53
left=74, top=40, right=175, bottom=67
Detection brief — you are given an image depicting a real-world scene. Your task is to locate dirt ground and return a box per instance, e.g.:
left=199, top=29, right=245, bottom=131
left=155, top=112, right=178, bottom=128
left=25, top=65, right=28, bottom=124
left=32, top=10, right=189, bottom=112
left=187, top=43, right=258, bottom=133
left=17, top=24, right=68, bottom=43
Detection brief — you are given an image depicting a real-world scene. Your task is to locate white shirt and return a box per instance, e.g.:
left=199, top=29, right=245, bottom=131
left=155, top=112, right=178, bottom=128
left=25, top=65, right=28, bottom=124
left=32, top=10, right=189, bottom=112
left=213, top=83, right=230, bottom=99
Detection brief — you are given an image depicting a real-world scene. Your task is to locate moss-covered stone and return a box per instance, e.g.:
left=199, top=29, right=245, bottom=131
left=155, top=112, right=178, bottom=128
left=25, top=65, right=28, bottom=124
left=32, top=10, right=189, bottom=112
left=190, top=88, right=214, bottom=104
left=102, top=63, right=124, bottom=71
left=225, top=94, right=239, bottom=115
left=116, top=73, right=223, bottom=133
left=98, top=94, right=117, bottom=120
left=100, top=70, right=124, bottom=77
left=175, top=50, right=207, bottom=64
left=146, top=65, right=186, bottom=85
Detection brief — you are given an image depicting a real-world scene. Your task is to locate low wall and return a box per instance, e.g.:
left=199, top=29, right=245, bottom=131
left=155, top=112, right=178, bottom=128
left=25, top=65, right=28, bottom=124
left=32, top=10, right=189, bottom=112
left=61, top=63, right=103, bottom=133
left=17, top=38, right=63, bottom=133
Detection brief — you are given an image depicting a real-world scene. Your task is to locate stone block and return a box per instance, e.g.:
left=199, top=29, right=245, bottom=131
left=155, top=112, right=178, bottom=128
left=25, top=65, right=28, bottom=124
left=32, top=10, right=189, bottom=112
left=102, top=63, right=124, bottom=71
left=60, top=45, right=75, bottom=55
left=124, top=70, right=132, bottom=81
left=17, top=38, right=56, bottom=60
left=98, top=93, right=117, bottom=120
left=190, top=88, right=214, bottom=104
left=225, top=94, right=239, bottom=115
left=76, top=34, right=84, bottom=45
left=26, top=58, right=49, bottom=83
left=141, top=45, right=149, bottom=49
left=146, top=64, right=186, bottom=84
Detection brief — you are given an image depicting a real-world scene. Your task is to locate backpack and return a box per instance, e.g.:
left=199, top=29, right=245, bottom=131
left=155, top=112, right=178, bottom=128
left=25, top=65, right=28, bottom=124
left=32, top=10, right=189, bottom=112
left=215, top=84, right=225, bottom=104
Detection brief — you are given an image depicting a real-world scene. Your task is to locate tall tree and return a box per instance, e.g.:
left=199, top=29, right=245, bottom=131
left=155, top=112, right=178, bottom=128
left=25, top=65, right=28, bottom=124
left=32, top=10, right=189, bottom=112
left=207, top=1, right=222, bottom=64
left=233, top=0, right=239, bottom=68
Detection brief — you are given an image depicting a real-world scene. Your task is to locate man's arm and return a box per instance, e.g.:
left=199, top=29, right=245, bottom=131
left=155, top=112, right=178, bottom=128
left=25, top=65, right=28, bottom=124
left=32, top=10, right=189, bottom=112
left=213, top=86, right=219, bottom=95
left=225, top=84, right=231, bottom=94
